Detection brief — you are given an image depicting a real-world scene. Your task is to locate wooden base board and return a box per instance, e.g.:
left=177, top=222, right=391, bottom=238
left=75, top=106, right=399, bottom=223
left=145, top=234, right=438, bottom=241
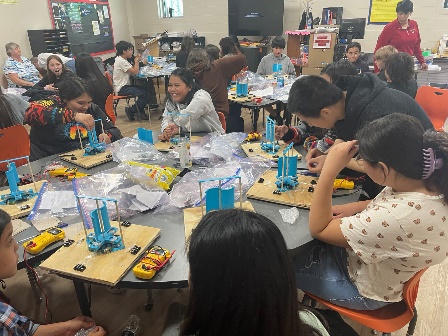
left=154, top=136, right=202, bottom=152
left=183, top=201, right=254, bottom=242
left=228, top=93, right=256, bottom=103
left=40, top=222, right=160, bottom=286
left=246, top=170, right=316, bottom=209
left=241, top=142, right=302, bottom=162
left=0, top=181, right=46, bottom=219
left=59, top=148, right=112, bottom=169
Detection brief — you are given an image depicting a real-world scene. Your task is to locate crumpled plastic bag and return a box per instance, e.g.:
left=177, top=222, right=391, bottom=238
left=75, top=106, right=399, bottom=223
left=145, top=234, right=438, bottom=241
left=279, top=207, right=300, bottom=225
left=109, top=137, right=166, bottom=163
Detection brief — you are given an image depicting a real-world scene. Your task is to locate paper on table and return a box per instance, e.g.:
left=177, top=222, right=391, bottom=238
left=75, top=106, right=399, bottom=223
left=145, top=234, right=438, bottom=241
left=39, top=191, right=77, bottom=212
left=12, top=219, right=31, bottom=236
left=250, top=87, right=274, bottom=97
left=121, top=186, right=164, bottom=210
left=31, top=217, right=61, bottom=232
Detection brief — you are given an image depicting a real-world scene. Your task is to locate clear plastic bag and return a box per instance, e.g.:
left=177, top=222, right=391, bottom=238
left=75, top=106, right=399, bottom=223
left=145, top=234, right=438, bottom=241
left=72, top=164, right=169, bottom=223
left=168, top=159, right=270, bottom=209
left=109, top=137, right=166, bottom=163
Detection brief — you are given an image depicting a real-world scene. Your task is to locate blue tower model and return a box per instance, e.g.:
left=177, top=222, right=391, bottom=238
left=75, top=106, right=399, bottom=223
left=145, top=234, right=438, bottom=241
left=76, top=195, right=125, bottom=254
left=275, top=143, right=299, bottom=192
left=198, top=176, right=243, bottom=217
left=0, top=157, right=38, bottom=205
left=77, top=119, right=107, bottom=156
left=260, top=116, right=280, bottom=154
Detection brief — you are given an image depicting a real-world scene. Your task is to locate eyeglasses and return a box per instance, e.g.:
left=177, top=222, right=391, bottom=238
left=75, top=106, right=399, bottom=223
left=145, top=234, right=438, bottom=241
left=355, top=154, right=364, bottom=166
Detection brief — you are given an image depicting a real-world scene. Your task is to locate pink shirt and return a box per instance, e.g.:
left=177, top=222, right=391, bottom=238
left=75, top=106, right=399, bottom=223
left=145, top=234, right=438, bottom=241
left=374, top=19, right=424, bottom=72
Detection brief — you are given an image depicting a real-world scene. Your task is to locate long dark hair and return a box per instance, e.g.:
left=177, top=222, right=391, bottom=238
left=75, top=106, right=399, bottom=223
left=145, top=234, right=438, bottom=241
left=0, top=209, right=11, bottom=237
left=0, top=91, right=14, bottom=128
left=75, top=53, right=112, bottom=107
left=219, top=37, right=239, bottom=56
left=46, top=55, right=69, bottom=84
left=320, top=60, right=357, bottom=83
left=180, top=209, right=325, bottom=336
left=58, top=77, right=93, bottom=102
left=181, top=36, right=196, bottom=54
left=167, top=68, right=201, bottom=105
left=385, top=52, right=415, bottom=85
left=357, top=113, right=448, bottom=202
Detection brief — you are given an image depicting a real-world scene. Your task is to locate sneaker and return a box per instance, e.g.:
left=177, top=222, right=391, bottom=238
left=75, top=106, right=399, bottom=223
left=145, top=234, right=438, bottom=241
left=135, top=111, right=149, bottom=120
left=125, top=107, right=135, bottom=121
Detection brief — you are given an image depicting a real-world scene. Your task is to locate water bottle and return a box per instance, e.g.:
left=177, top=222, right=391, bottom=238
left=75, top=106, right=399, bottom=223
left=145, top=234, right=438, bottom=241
left=122, top=315, right=140, bottom=336
left=307, top=17, right=312, bottom=29
left=178, top=136, right=192, bottom=168
left=277, top=70, right=285, bottom=88
left=236, top=77, right=248, bottom=97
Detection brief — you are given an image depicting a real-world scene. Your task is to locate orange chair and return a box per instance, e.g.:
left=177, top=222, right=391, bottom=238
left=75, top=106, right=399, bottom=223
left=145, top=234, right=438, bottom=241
left=303, top=268, right=428, bottom=336
left=217, top=111, right=226, bottom=132
left=415, top=86, right=448, bottom=131
left=104, top=71, right=143, bottom=120
left=0, top=125, right=30, bottom=171
left=104, top=94, right=116, bottom=125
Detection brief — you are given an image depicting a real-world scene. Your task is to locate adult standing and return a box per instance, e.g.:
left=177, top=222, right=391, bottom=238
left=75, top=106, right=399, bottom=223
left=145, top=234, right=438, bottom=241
left=3, top=42, right=40, bottom=88
left=176, top=36, right=195, bottom=68
left=374, top=0, right=427, bottom=72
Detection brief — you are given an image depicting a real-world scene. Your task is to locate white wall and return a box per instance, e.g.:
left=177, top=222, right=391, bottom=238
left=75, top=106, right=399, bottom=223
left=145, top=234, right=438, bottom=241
left=126, top=0, right=448, bottom=52
left=0, top=0, right=131, bottom=77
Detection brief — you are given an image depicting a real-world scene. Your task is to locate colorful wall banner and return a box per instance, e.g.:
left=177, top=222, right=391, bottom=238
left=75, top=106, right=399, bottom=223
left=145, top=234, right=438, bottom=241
left=369, top=0, right=400, bottom=24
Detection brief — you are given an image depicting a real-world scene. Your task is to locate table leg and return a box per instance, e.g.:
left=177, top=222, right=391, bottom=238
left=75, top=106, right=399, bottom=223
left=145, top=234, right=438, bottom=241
left=145, top=288, right=153, bottom=312
left=252, top=107, right=260, bottom=132
left=156, top=77, right=161, bottom=105
left=25, top=268, right=42, bottom=303
left=73, top=280, right=92, bottom=317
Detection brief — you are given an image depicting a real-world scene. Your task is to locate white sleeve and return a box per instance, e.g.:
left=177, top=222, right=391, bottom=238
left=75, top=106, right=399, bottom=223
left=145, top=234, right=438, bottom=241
left=177, top=92, right=214, bottom=127
left=160, top=105, right=174, bottom=132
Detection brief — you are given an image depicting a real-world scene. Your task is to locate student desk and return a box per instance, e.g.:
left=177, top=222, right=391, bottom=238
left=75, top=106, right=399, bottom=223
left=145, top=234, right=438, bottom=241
left=18, top=142, right=360, bottom=317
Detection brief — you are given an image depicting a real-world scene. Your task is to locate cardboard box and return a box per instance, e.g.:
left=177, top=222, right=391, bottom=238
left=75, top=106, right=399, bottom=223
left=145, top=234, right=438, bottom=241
left=132, top=34, right=159, bottom=56
left=301, top=67, right=323, bottom=76
left=307, top=33, right=336, bottom=68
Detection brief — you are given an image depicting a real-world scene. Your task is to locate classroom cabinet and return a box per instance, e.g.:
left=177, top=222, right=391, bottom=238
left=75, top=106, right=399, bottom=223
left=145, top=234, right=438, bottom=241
left=28, top=29, right=71, bottom=57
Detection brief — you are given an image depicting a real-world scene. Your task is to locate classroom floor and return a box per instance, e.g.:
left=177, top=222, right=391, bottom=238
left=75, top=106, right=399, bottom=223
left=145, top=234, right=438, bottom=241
left=6, top=90, right=448, bottom=336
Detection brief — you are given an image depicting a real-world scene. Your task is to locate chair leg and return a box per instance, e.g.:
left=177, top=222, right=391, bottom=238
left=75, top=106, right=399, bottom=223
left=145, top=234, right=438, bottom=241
left=134, top=97, right=142, bottom=122
left=406, top=306, right=418, bottom=336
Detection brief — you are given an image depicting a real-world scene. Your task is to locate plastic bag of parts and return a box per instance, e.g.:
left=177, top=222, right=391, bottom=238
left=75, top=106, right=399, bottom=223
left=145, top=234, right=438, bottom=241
left=168, top=159, right=270, bottom=209
left=246, top=71, right=270, bottom=92
left=127, top=161, right=180, bottom=190
left=28, top=181, right=80, bottom=221
left=72, top=164, right=169, bottom=223
left=109, top=137, right=166, bottom=163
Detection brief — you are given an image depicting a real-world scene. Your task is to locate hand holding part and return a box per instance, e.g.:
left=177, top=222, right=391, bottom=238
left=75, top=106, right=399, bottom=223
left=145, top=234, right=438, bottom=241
left=75, top=113, right=95, bottom=131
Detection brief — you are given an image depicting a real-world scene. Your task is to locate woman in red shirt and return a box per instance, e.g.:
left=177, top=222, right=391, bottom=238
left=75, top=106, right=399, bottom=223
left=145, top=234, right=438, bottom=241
left=374, top=0, right=427, bottom=72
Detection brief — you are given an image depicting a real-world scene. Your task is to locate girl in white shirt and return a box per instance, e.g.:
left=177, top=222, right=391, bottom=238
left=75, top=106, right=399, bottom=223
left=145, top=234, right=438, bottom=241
left=294, top=113, right=448, bottom=310
left=158, top=68, right=224, bottom=141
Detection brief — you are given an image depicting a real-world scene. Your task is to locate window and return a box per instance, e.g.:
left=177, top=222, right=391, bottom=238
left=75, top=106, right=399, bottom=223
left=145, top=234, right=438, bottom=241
left=158, top=0, right=183, bottom=18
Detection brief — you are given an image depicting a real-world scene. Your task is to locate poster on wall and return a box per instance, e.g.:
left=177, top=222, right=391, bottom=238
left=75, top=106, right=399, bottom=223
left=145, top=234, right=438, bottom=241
left=0, top=0, right=19, bottom=4
left=369, top=0, right=400, bottom=24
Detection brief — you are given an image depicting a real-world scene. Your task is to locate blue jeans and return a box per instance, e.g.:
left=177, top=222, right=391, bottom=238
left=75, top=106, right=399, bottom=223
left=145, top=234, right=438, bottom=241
left=118, top=85, right=149, bottom=114
left=294, top=240, right=391, bottom=310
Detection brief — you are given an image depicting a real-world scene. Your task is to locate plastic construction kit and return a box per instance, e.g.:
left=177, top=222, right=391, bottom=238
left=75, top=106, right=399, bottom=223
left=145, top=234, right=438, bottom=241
left=0, top=156, right=39, bottom=205
left=76, top=119, right=107, bottom=156
left=198, top=175, right=243, bottom=216
left=133, top=245, right=175, bottom=280
left=76, top=195, right=125, bottom=254
left=260, top=116, right=280, bottom=154
left=275, top=143, right=299, bottom=192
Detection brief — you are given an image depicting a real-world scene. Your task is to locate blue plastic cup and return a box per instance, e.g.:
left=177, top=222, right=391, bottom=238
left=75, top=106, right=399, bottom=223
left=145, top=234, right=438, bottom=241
left=236, top=82, right=248, bottom=97
left=147, top=55, right=154, bottom=63
left=137, top=128, right=153, bottom=144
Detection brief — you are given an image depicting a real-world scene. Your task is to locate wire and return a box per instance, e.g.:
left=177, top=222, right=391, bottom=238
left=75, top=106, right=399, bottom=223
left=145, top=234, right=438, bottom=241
left=23, top=248, right=53, bottom=322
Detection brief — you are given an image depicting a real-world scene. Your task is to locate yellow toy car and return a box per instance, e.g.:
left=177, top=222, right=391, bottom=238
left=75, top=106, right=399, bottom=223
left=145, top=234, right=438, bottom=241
left=245, top=132, right=262, bottom=142
left=133, top=246, right=175, bottom=280
left=48, top=167, right=89, bottom=181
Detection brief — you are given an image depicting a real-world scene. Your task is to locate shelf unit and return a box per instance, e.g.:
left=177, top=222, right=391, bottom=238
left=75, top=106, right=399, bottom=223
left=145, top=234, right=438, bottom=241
left=27, top=29, right=71, bottom=57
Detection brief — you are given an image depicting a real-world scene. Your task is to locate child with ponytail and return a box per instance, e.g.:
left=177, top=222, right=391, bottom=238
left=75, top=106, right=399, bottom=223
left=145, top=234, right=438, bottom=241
left=294, top=113, right=448, bottom=310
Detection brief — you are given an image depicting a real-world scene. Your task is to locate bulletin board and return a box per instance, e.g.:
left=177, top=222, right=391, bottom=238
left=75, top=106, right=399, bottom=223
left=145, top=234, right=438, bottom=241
left=47, top=0, right=114, bottom=55
left=368, top=0, right=400, bottom=24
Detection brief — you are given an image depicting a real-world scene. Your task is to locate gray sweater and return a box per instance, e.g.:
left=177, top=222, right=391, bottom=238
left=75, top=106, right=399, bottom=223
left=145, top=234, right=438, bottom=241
left=161, top=89, right=224, bottom=133
left=256, top=53, right=296, bottom=76
left=3, top=93, right=29, bottom=125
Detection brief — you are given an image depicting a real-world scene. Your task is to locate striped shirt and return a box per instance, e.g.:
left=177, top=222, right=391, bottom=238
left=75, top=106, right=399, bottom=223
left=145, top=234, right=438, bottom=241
left=0, top=302, right=39, bottom=335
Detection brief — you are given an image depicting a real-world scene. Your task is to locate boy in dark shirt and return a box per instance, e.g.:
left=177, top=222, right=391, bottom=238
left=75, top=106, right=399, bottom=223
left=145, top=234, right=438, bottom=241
left=345, top=42, right=370, bottom=74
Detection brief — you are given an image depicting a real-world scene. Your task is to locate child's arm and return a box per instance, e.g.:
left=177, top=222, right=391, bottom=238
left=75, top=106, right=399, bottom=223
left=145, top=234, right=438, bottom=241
left=332, top=200, right=371, bottom=218
left=33, top=316, right=99, bottom=336
left=308, top=141, right=359, bottom=247
left=177, top=91, right=214, bottom=128
left=25, top=100, right=75, bottom=126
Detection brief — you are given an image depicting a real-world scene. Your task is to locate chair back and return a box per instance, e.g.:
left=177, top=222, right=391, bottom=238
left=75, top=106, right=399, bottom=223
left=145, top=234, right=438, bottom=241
left=402, top=267, right=427, bottom=309
left=0, top=125, right=30, bottom=171
left=217, top=111, right=226, bottom=132
left=104, top=94, right=116, bottom=125
left=415, top=86, right=448, bottom=130
left=104, top=71, right=114, bottom=87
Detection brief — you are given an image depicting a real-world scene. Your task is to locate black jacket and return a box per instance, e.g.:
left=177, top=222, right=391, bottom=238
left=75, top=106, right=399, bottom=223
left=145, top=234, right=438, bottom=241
left=335, top=73, right=433, bottom=141
left=387, top=79, right=418, bottom=99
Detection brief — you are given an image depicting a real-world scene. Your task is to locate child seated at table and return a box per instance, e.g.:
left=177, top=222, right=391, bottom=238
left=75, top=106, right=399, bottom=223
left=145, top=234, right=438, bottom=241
left=385, top=52, right=418, bottom=98
left=0, top=209, right=106, bottom=335
left=345, top=42, right=369, bottom=74
left=179, top=208, right=331, bottom=336
left=294, top=114, right=448, bottom=310
left=374, top=45, right=398, bottom=82
left=158, top=68, right=224, bottom=141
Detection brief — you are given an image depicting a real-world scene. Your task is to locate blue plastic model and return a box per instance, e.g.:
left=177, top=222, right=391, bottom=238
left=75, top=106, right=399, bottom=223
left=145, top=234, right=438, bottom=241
left=275, top=143, right=299, bottom=192
left=0, top=157, right=38, bottom=205
left=198, top=176, right=243, bottom=216
left=76, top=195, right=125, bottom=254
left=260, top=116, right=280, bottom=154
left=76, top=119, right=107, bottom=156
